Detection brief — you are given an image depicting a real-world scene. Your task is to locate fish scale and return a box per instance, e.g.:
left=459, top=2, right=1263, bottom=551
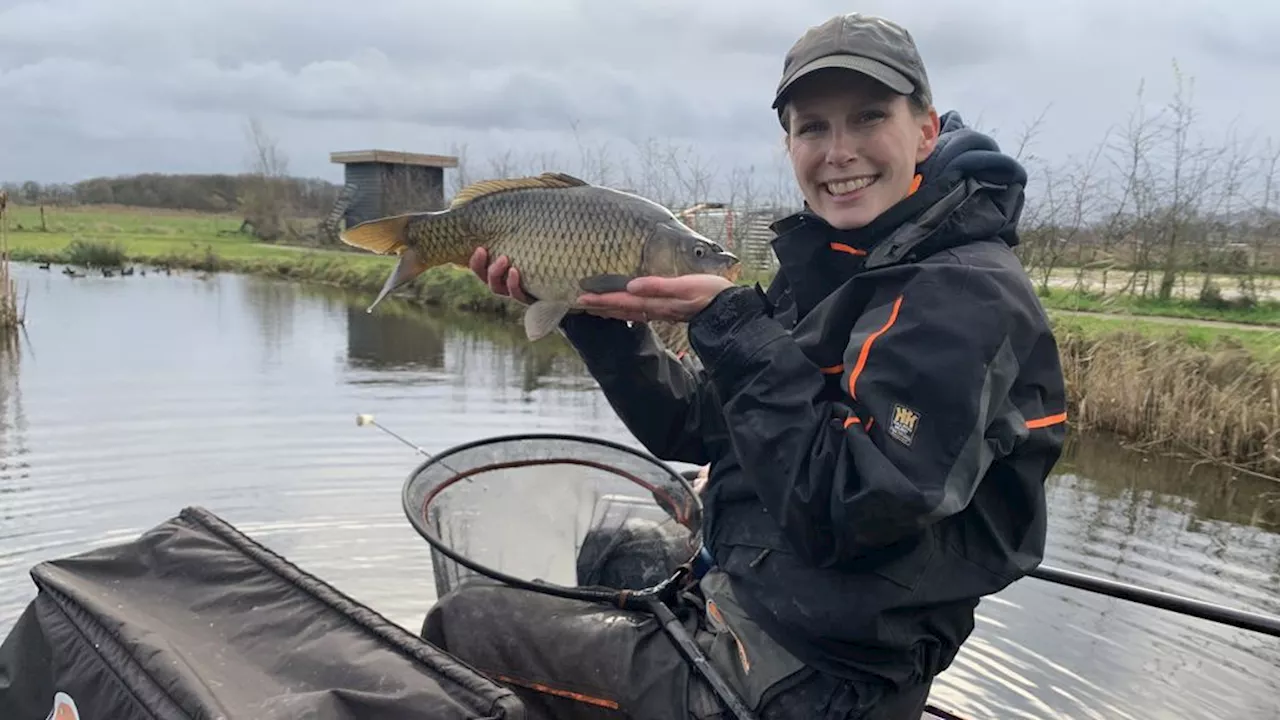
left=339, top=172, right=739, bottom=344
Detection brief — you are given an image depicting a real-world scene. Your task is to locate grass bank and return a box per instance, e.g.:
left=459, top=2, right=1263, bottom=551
left=5, top=204, right=522, bottom=318
left=1038, top=287, right=1280, bottom=327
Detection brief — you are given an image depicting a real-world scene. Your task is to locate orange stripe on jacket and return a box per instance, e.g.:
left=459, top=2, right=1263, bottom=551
left=1025, top=412, right=1067, bottom=429
left=829, top=242, right=867, bottom=256
left=848, top=295, right=904, bottom=401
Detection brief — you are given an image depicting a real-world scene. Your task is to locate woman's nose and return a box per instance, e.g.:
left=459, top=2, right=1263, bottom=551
left=825, top=130, right=857, bottom=166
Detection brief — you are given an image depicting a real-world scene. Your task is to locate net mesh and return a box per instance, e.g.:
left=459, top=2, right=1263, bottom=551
left=402, top=434, right=702, bottom=598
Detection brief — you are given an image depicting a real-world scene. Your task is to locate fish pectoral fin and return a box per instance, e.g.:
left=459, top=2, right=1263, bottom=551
left=367, top=247, right=430, bottom=313
left=450, top=172, right=589, bottom=208
left=523, top=300, right=572, bottom=341
left=578, top=274, right=633, bottom=294
left=339, top=213, right=417, bottom=254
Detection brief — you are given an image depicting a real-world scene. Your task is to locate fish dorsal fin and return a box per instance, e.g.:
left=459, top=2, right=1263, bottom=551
left=449, top=172, right=589, bottom=208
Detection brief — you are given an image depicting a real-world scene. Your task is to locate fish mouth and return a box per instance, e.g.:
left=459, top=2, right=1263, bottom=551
left=711, top=248, right=740, bottom=277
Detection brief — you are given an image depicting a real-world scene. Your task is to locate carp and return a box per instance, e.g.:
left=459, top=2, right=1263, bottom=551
left=339, top=172, right=739, bottom=342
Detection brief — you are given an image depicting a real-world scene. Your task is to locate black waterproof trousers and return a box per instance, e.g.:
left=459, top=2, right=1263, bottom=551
left=420, top=521, right=933, bottom=720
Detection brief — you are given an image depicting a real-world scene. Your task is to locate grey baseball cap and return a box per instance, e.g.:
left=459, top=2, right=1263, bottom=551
left=772, top=13, right=932, bottom=111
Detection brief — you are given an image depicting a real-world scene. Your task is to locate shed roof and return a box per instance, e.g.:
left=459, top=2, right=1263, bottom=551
left=329, top=149, right=459, bottom=168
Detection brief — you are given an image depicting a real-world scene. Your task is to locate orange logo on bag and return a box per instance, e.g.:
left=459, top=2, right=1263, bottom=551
left=46, top=692, right=81, bottom=720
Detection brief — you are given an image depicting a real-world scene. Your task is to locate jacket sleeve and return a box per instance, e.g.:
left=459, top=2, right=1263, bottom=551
left=557, top=312, right=728, bottom=467
left=687, top=265, right=1035, bottom=569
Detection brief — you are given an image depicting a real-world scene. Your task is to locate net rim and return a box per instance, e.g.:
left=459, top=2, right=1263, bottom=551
left=398, top=432, right=703, bottom=606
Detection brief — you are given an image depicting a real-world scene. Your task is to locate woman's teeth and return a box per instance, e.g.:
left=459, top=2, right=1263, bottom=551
left=826, top=176, right=877, bottom=195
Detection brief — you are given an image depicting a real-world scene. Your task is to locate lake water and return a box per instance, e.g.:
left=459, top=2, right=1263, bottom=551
left=2, top=261, right=1278, bottom=720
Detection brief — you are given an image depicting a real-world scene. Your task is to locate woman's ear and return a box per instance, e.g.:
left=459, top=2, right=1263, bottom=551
left=916, top=108, right=940, bottom=163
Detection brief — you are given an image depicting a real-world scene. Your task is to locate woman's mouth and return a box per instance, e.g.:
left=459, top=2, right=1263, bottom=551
left=824, top=175, right=878, bottom=198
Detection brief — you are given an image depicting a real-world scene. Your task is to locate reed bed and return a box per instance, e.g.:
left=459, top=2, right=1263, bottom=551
left=1056, top=320, right=1280, bottom=480
left=0, top=190, right=25, bottom=337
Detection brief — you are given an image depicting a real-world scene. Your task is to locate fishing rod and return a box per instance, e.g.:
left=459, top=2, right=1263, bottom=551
left=1027, top=565, right=1280, bottom=638
left=356, top=413, right=432, bottom=457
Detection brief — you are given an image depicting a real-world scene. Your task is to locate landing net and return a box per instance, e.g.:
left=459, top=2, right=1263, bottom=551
left=401, top=433, right=703, bottom=604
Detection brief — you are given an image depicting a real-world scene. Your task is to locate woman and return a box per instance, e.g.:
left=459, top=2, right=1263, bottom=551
left=433, top=11, right=1068, bottom=720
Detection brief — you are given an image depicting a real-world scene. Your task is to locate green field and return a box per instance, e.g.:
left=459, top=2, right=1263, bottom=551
left=1051, top=313, right=1280, bottom=366
left=1037, top=286, right=1280, bottom=327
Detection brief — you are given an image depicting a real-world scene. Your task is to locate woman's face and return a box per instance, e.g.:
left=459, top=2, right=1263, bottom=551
left=784, top=69, right=939, bottom=230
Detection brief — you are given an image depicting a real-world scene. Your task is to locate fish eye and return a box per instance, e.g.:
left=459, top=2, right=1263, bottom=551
left=695, top=245, right=706, bottom=258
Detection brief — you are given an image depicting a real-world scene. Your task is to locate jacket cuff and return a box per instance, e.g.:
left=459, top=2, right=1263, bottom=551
left=689, top=285, right=786, bottom=379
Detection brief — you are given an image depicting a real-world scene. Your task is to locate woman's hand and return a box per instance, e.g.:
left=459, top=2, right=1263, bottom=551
left=577, top=275, right=735, bottom=323
left=692, top=464, right=710, bottom=495
left=468, top=247, right=534, bottom=305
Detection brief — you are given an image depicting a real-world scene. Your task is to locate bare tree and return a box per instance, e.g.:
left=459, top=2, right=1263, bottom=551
left=240, top=117, right=294, bottom=242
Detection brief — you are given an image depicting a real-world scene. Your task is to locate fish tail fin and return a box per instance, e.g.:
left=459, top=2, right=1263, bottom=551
left=340, top=212, right=448, bottom=313
left=339, top=213, right=419, bottom=255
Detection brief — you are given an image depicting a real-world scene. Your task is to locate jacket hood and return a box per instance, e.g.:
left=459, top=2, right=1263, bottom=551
left=917, top=110, right=1027, bottom=191
left=773, top=111, right=1029, bottom=251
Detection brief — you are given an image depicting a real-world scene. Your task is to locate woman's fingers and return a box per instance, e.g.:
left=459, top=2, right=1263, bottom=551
left=486, top=254, right=511, bottom=296
left=507, top=266, right=533, bottom=304
left=468, top=247, right=488, bottom=281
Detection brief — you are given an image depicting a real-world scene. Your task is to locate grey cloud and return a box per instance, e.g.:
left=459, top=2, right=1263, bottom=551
left=0, top=0, right=1275, bottom=199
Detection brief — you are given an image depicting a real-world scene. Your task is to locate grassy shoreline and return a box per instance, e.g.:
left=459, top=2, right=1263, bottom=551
left=1037, top=287, right=1280, bottom=327
left=6, top=206, right=524, bottom=319
left=9, top=204, right=1280, bottom=479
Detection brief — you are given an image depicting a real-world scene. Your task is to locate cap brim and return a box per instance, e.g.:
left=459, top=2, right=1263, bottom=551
left=772, top=55, right=914, bottom=109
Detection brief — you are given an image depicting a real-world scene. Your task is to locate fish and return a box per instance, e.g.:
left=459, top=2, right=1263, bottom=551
left=338, top=172, right=740, bottom=342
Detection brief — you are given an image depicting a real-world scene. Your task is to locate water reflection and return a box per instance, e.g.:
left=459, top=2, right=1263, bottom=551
left=346, top=305, right=445, bottom=371
left=931, top=432, right=1280, bottom=720
left=0, top=261, right=1275, bottom=720
left=0, top=340, right=30, bottom=526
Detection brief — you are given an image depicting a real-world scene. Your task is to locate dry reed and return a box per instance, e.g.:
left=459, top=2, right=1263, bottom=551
left=0, top=189, right=24, bottom=337
left=1056, top=323, right=1280, bottom=480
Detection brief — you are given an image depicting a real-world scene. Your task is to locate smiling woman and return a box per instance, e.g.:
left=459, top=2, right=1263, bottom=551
left=445, top=10, right=1070, bottom=720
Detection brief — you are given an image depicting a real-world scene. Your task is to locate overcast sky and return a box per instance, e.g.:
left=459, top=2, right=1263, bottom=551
left=0, top=0, right=1275, bottom=197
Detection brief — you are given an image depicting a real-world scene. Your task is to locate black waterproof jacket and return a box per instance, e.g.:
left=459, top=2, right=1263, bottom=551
left=559, top=112, right=1068, bottom=691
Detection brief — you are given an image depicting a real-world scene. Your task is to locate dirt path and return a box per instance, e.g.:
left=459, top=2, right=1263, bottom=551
left=1050, top=308, right=1280, bottom=333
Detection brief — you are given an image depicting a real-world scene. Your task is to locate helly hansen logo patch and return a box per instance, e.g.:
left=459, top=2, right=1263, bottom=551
left=888, top=404, right=920, bottom=446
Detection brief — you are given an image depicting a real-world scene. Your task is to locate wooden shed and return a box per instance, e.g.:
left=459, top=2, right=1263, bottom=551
left=329, top=149, right=459, bottom=227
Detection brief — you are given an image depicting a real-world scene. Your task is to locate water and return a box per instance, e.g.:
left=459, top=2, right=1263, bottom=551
left=2, top=262, right=1278, bottom=720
